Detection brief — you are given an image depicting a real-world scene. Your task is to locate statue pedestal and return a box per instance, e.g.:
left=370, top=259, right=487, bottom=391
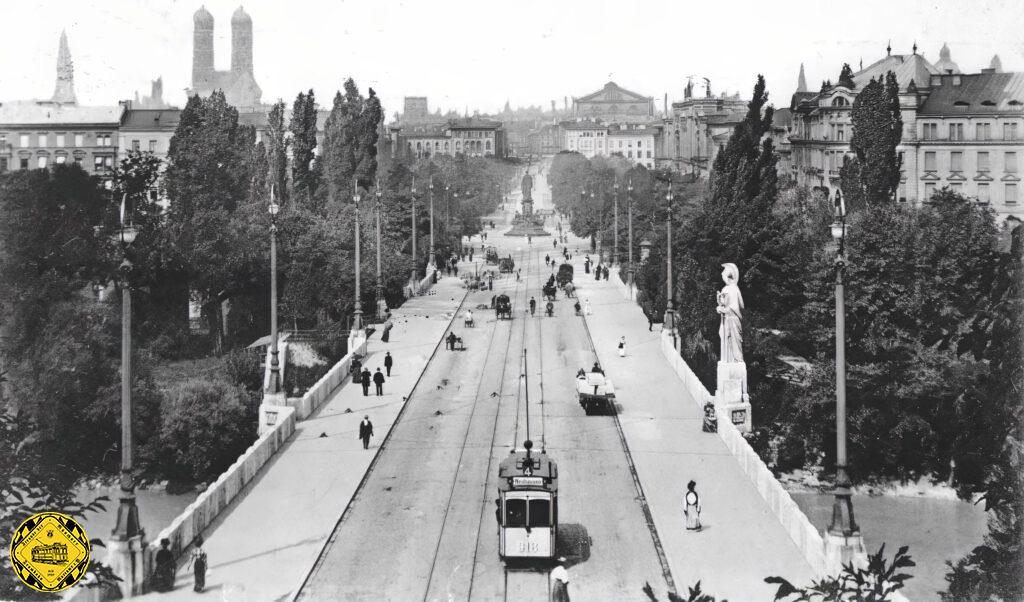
left=823, top=530, right=867, bottom=574
left=715, top=361, right=751, bottom=433
left=106, top=533, right=147, bottom=596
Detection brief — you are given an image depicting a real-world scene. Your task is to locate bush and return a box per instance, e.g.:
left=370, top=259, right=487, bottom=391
left=153, top=379, right=257, bottom=485
left=224, top=348, right=262, bottom=392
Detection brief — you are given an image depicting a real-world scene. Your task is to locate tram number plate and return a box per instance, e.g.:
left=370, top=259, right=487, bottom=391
left=512, top=476, right=543, bottom=487
left=517, top=541, right=541, bottom=553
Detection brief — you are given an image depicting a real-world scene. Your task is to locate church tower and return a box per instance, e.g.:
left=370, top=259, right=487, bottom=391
left=231, top=7, right=254, bottom=76
left=52, top=30, right=77, bottom=104
left=192, top=6, right=215, bottom=91
left=797, top=63, right=808, bottom=93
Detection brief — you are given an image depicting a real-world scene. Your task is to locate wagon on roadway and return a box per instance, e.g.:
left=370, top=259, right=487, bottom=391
left=576, top=370, right=616, bottom=415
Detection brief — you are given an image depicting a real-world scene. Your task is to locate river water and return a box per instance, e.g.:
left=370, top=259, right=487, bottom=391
left=792, top=492, right=988, bottom=601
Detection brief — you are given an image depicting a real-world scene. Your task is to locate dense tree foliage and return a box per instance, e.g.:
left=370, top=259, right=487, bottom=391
left=289, top=89, right=319, bottom=210
left=839, top=72, right=903, bottom=210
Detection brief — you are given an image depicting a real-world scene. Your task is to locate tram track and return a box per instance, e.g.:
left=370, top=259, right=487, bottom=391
left=422, top=245, right=533, bottom=602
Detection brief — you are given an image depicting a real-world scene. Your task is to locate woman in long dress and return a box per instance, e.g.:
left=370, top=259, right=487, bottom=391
left=684, top=480, right=702, bottom=531
left=584, top=299, right=592, bottom=315
left=187, top=534, right=207, bottom=593
left=617, top=336, right=626, bottom=357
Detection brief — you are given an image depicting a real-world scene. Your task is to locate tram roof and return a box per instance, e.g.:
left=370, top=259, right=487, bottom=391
left=497, top=450, right=558, bottom=493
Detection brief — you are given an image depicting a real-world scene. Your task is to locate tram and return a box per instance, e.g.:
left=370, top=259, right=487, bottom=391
left=496, top=440, right=558, bottom=559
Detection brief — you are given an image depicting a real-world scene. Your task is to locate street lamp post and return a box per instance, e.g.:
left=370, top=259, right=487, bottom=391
left=429, top=177, right=436, bottom=270
left=375, top=178, right=384, bottom=321
left=664, top=182, right=676, bottom=339
left=352, top=179, right=363, bottom=332
left=627, top=178, right=635, bottom=292
left=267, top=187, right=281, bottom=394
left=411, top=178, right=417, bottom=278
left=824, top=190, right=866, bottom=572
left=445, top=183, right=451, bottom=229
left=590, top=189, right=598, bottom=258
left=110, top=193, right=144, bottom=596
left=613, top=180, right=620, bottom=266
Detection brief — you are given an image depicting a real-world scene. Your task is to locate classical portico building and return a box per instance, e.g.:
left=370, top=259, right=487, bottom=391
left=572, top=82, right=655, bottom=123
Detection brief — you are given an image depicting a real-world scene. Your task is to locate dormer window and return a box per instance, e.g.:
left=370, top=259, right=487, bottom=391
left=954, top=101, right=970, bottom=110
left=831, top=97, right=849, bottom=107
left=981, top=100, right=996, bottom=107
left=1009, top=100, right=1022, bottom=107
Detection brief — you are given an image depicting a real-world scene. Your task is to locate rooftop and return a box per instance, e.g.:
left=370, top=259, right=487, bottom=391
left=0, top=101, right=124, bottom=126
left=577, top=81, right=652, bottom=104
left=447, top=117, right=502, bottom=130
left=918, top=72, right=1024, bottom=115
left=121, top=108, right=181, bottom=130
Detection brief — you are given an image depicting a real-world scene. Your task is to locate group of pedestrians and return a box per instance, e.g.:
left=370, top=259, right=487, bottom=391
left=359, top=355, right=391, bottom=397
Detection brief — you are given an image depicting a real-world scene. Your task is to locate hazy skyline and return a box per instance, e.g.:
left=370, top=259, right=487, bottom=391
left=2, top=0, right=1022, bottom=117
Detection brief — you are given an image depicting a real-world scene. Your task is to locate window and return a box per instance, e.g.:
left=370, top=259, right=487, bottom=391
left=149, top=140, right=157, bottom=152
left=637, top=140, right=642, bottom=148
left=0, top=158, right=7, bottom=172
left=837, top=124, right=845, bottom=141
left=924, top=151, right=937, bottom=171
left=37, top=156, right=47, bottom=169
left=0, top=133, right=5, bottom=147
left=832, top=97, right=849, bottom=106
left=951, top=151, right=963, bottom=172
left=504, top=499, right=526, bottom=528
left=949, top=123, right=964, bottom=141
left=978, top=152, right=990, bottom=171
left=97, top=134, right=111, bottom=147
left=627, top=151, right=633, bottom=158
left=527, top=499, right=550, bottom=528
left=1005, top=123, right=1019, bottom=141
left=38, top=133, right=47, bottom=146
left=131, top=140, right=140, bottom=151
left=73, top=156, right=82, bottom=166
left=925, top=182, right=936, bottom=199
left=55, top=155, right=66, bottom=164
left=74, top=133, right=83, bottom=147
left=976, top=123, right=991, bottom=140
left=647, top=150, right=652, bottom=158
left=950, top=182, right=963, bottom=192
left=1007, top=183, right=1018, bottom=205
left=1007, top=152, right=1018, bottom=173
left=978, top=183, right=990, bottom=203
left=922, top=123, right=938, bottom=140
left=56, top=133, right=65, bottom=147
left=20, top=158, right=29, bottom=170
left=20, top=134, right=30, bottom=147
left=94, top=156, right=104, bottom=170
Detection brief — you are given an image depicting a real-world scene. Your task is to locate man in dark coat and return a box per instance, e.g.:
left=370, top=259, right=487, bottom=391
left=359, top=415, right=373, bottom=449
left=360, top=368, right=371, bottom=396
left=373, top=368, right=385, bottom=396
left=384, top=351, right=394, bottom=376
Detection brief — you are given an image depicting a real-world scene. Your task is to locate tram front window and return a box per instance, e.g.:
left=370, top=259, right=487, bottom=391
left=528, top=498, right=551, bottom=527
left=505, top=499, right=527, bottom=528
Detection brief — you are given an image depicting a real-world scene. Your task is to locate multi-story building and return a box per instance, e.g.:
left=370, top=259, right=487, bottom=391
left=391, top=118, right=506, bottom=159
left=563, top=120, right=660, bottom=168
left=790, top=43, right=1024, bottom=220
left=118, top=107, right=181, bottom=162
left=0, top=103, right=123, bottom=180
left=658, top=81, right=746, bottom=178
left=572, top=82, right=655, bottom=123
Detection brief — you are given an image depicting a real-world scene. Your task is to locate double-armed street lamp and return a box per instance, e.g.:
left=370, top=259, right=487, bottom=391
left=825, top=190, right=865, bottom=570
left=352, top=179, right=364, bottom=333
left=111, top=193, right=143, bottom=594
left=428, top=176, right=436, bottom=270
left=627, top=178, right=635, bottom=291
left=267, top=186, right=281, bottom=394
left=613, top=180, right=620, bottom=266
left=664, top=181, right=677, bottom=340
left=410, top=177, right=418, bottom=278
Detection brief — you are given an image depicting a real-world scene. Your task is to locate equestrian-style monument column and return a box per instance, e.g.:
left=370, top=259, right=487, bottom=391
left=714, top=263, right=752, bottom=432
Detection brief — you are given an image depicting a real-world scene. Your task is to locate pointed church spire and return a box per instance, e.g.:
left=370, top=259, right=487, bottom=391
left=797, top=63, right=807, bottom=92
left=887, top=40, right=892, bottom=57
left=990, top=54, right=1003, bottom=73
left=52, top=30, right=77, bottom=105
left=912, top=40, right=918, bottom=55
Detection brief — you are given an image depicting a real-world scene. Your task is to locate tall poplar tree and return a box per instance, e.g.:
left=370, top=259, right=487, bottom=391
left=840, top=71, right=903, bottom=209
left=289, top=89, right=319, bottom=208
left=266, top=100, right=289, bottom=204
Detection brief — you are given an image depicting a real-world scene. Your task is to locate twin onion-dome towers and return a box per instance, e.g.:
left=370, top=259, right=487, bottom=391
left=189, top=5, right=262, bottom=108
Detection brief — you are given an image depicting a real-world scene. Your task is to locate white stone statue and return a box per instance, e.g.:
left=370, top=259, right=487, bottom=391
left=716, top=263, right=744, bottom=363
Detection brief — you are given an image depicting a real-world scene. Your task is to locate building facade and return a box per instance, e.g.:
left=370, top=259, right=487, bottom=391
left=659, top=83, right=746, bottom=178
left=563, top=120, right=660, bottom=168
left=572, top=82, right=655, bottom=123
left=790, top=44, right=1024, bottom=220
left=392, top=118, right=505, bottom=159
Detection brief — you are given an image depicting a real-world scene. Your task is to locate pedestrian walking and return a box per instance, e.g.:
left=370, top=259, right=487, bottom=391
left=152, top=538, right=175, bottom=592
left=584, top=298, right=592, bottom=315
left=446, top=331, right=457, bottom=350
left=445, top=264, right=451, bottom=276
left=373, top=368, right=385, bottom=396
left=516, top=269, right=521, bottom=282
left=550, top=557, right=570, bottom=602
left=648, top=315, right=654, bottom=331
left=186, top=535, right=207, bottom=593
left=488, top=278, right=493, bottom=291
left=359, top=415, right=374, bottom=449
left=595, top=264, right=601, bottom=280
left=553, top=239, right=558, bottom=249
left=618, top=336, right=626, bottom=357
left=529, top=297, right=537, bottom=316
left=603, top=266, right=609, bottom=281
left=684, top=480, right=702, bottom=531
left=527, top=234, right=532, bottom=244
left=453, top=264, right=459, bottom=277
left=381, top=317, right=393, bottom=343
left=384, top=351, right=394, bottom=376
left=360, top=368, right=371, bottom=396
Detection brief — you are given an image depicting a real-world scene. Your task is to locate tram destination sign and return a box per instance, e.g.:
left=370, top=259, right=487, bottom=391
left=511, top=476, right=544, bottom=488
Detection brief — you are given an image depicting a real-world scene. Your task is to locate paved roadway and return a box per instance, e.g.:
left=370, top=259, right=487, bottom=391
left=298, top=176, right=671, bottom=600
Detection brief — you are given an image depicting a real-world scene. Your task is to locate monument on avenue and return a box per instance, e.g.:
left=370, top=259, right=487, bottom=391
left=504, top=167, right=550, bottom=237
left=714, top=262, right=752, bottom=432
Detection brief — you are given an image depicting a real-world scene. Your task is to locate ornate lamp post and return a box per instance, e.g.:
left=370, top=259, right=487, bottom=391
left=613, top=180, right=620, bottom=266
left=267, top=186, right=281, bottom=394
left=410, top=177, right=418, bottom=279
left=824, top=190, right=866, bottom=571
left=664, top=182, right=676, bottom=336
left=352, top=179, right=364, bottom=332
left=110, top=193, right=144, bottom=595
left=428, top=176, right=436, bottom=270
left=375, top=178, right=384, bottom=321
left=445, top=183, right=451, bottom=229
left=627, top=178, right=635, bottom=291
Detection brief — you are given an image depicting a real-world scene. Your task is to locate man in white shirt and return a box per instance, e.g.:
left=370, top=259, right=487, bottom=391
left=550, top=557, right=570, bottom=601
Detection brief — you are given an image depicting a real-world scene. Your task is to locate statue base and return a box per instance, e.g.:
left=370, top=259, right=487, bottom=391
left=504, top=219, right=550, bottom=237
left=823, top=530, right=867, bottom=574
left=106, top=533, right=147, bottom=596
left=715, top=361, right=752, bottom=433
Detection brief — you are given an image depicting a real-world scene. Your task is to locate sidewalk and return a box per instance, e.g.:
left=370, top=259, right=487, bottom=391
left=138, top=277, right=467, bottom=601
left=571, top=260, right=816, bottom=600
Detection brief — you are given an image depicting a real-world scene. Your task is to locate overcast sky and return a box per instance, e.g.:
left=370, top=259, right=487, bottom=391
left=2, top=0, right=1022, bottom=117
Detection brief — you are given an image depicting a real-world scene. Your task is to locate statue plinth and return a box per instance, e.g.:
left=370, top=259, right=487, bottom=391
left=715, top=361, right=751, bottom=433
left=504, top=193, right=550, bottom=237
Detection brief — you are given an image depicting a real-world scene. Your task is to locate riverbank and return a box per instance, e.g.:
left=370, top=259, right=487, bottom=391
left=778, top=467, right=976, bottom=501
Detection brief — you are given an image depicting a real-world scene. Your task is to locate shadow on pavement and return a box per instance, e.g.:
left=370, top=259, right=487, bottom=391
left=556, top=522, right=592, bottom=564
